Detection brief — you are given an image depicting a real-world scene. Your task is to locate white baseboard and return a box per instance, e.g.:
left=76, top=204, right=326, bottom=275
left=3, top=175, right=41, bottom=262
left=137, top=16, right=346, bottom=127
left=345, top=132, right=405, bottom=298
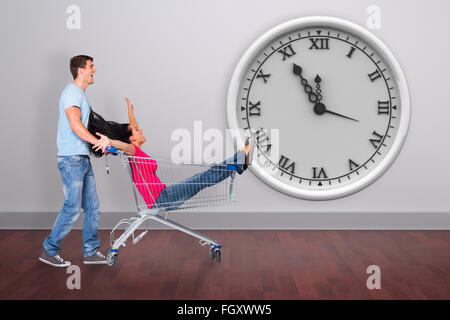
left=0, top=211, right=449, bottom=230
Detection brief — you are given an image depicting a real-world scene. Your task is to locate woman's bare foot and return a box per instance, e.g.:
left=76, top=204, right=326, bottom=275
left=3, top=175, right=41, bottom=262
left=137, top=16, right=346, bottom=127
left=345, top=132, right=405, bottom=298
left=242, top=137, right=255, bottom=170
left=244, top=142, right=251, bottom=157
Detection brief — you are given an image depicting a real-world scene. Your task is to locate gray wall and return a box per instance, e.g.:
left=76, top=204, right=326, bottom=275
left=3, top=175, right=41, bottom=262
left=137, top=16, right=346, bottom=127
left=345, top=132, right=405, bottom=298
left=0, top=0, right=449, bottom=229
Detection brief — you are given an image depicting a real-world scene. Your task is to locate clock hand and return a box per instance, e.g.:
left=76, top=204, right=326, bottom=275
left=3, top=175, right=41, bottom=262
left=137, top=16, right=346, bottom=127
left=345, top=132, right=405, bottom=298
left=313, top=103, right=359, bottom=122
left=292, top=63, right=319, bottom=104
left=325, top=109, right=359, bottom=122
left=314, top=74, right=322, bottom=103
left=310, top=73, right=358, bottom=122
left=294, top=67, right=358, bottom=121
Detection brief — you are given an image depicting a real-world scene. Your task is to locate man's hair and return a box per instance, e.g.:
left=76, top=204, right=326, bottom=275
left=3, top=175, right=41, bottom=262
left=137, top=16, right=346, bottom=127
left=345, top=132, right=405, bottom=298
left=70, top=55, right=93, bottom=80
left=88, top=110, right=132, bottom=157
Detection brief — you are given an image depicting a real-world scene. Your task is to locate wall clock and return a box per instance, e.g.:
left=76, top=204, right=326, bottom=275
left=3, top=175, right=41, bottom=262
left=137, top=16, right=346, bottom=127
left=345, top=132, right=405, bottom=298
left=226, top=16, right=410, bottom=200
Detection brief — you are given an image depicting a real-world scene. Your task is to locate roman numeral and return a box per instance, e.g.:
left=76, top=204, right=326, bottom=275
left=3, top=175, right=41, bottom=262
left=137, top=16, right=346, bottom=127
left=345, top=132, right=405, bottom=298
left=309, top=38, right=329, bottom=50
left=256, top=69, right=271, bottom=83
left=346, top=46, right=356, bottom=58
left=255, top=128, right=272, bottom=154
left=248, top=101, right=261, bottom=116
left=368, top=69, right=382, bottom=82
left=312, top=167, right=328, bottom=179
left=369, top=131, right=383, bottom=148
left=378, top=100, right=390, bottom=115
left=278, top=44, right=296, bottom=61
left=279, top=155, right=295, bottom=174
left=349, top=159, right=359, bottom=171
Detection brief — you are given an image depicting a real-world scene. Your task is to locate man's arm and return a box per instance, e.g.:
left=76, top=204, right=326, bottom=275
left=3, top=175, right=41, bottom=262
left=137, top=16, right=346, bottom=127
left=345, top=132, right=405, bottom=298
left=65, top=106, right=99, bottom=145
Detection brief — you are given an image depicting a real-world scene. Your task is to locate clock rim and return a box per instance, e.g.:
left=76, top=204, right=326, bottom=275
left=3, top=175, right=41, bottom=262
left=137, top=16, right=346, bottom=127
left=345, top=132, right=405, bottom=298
left=226, top=16, right=411, bottom=200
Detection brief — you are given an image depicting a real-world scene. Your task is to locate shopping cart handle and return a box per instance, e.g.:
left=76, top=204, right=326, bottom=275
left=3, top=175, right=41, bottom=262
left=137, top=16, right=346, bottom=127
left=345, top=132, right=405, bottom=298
left=106, top=146, right=118, bottom=155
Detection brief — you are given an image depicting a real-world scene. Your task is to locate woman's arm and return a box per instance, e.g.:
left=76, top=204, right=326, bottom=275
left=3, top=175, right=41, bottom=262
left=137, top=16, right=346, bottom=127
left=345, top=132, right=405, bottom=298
left=94, top=132, right=136, bottom=156
left=125, top=98, right=139, bottom=130
left=110, top=139, right=135, bottom=156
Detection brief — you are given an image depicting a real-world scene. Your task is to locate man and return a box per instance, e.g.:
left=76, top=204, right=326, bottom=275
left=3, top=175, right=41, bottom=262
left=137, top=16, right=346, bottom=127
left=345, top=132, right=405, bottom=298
left=40, top=55, right=110, bottom=267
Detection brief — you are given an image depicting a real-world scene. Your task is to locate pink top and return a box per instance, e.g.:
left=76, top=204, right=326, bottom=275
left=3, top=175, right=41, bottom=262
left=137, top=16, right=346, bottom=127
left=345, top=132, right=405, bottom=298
left=130, top=145, right=166, bottom=208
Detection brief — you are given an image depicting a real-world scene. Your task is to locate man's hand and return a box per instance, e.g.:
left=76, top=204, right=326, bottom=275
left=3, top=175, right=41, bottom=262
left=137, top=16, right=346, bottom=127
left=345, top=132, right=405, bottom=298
left=93, top=132, right=112, bottom=153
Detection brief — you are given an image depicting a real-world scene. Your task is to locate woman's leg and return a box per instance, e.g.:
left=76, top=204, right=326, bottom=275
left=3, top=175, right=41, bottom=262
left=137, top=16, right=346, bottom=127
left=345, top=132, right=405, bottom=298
left=153, top=150, right=245, bottom=211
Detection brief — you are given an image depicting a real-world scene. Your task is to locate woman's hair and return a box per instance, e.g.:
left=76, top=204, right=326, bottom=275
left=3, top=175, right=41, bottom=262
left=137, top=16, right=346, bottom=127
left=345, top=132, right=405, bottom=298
left=88, top=109, right=132, bottom=157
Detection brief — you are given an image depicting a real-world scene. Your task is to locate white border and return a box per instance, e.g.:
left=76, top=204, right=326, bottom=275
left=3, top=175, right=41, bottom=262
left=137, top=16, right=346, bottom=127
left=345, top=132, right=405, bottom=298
left=226, top=16, right=411, bottom=200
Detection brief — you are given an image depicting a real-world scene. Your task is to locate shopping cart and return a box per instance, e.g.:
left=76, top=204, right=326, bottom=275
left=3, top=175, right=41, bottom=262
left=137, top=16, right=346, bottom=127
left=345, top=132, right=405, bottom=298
left=104, top=147, right=237, bottom=267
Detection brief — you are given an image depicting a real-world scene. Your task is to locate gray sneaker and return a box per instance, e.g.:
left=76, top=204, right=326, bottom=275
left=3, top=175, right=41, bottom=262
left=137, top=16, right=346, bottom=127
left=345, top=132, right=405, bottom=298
left=83, top=251, right=107, bottom=265
left=39, top=250, right=71, bottom=267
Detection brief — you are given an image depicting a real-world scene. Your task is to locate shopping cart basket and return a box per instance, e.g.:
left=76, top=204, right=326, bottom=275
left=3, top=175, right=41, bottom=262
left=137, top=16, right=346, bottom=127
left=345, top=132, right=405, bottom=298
left=105, top=148, right=237, bottom=266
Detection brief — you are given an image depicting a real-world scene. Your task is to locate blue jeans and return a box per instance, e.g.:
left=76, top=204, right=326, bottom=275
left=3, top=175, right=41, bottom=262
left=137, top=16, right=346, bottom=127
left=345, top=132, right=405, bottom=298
left=43, top=155, right=101, bottom=257
left=152, top=150, right=245, bottom=211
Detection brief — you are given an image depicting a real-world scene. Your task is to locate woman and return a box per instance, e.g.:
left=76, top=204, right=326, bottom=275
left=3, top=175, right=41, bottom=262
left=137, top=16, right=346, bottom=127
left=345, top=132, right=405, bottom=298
left=88, top=98, right=253, bottom=211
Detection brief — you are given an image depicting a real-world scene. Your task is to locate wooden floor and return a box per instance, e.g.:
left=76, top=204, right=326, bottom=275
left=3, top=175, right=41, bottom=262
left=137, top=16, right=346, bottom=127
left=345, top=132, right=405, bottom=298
left=0, top=230, right=449, bottom=300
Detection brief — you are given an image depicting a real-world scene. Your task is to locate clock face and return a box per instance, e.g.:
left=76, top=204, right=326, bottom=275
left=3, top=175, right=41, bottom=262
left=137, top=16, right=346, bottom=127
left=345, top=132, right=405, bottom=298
left=227, top=17, right=410, bottom=200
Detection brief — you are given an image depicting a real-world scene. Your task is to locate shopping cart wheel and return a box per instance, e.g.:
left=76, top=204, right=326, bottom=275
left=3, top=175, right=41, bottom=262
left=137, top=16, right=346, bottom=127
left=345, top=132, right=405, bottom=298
left=106, top=248, right=118, bottom=267
left=209, top=246, right=215, bottom=259
left=214, top=250, right=221, bottom=263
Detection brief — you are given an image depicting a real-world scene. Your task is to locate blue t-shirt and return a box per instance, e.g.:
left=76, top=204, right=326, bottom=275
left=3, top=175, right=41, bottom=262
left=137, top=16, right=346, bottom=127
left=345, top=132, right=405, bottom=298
left=56, top=83, right=91, bottom=156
